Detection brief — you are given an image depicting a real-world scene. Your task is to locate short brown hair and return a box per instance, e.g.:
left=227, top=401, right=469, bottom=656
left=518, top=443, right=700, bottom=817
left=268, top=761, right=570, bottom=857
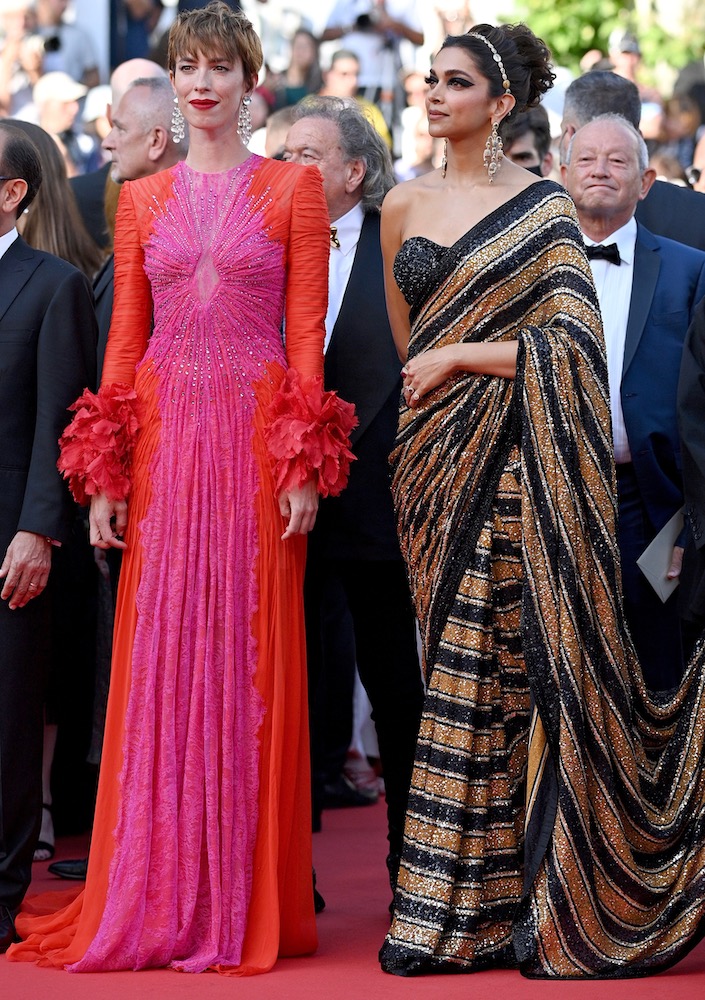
left=167, top=1, right=262, bottom=85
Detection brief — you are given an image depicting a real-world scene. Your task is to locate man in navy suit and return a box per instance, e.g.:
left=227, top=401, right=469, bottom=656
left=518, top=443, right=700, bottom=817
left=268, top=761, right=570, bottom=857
left=285, top=97, right=424, bottom=895
left=563, top=114, right=705, bottom=690
left=0, top=122, right=96, bottom=950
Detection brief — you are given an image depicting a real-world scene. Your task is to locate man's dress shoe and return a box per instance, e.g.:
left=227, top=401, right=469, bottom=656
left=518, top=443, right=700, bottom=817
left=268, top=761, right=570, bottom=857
left=0, top=907, right=18, bottom=953
left=48, top=857, right=88, bottom=880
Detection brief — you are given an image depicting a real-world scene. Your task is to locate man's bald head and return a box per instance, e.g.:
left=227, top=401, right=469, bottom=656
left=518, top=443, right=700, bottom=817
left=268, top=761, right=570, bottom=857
left=109, top=58, right=168, bottom=120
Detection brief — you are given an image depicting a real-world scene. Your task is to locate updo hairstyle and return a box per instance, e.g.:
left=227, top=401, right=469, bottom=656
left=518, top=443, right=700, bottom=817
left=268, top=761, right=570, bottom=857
left=441, top=23, right=555, bottom=113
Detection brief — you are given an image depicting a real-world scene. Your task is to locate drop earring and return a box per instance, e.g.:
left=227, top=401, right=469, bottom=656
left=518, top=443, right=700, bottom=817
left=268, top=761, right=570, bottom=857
left=171, top=96, right=185, bottom=144
left=483, top=121, right=503, bottom=183
left=237, top=96, right=252, bottom=146
left=441, top=138, right=448, bottom=179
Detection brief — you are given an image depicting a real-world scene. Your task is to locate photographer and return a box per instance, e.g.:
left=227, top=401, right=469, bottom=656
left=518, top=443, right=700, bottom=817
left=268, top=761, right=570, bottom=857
left=36, top=0, right=99, bottom=87
left=321, top=1, right=423, bottom=126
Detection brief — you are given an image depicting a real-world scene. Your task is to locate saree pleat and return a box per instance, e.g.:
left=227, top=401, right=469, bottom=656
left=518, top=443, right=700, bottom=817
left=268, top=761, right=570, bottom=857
left=381, top=181, right=705, bottom=979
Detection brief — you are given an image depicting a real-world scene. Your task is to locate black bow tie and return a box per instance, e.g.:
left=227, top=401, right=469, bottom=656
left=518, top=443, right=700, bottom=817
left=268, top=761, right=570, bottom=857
left=585, top=242, right=621, bottom=265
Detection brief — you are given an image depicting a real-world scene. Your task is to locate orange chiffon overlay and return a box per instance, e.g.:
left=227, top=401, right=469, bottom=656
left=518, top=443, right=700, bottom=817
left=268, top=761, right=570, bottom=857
left=10, top=157, right=347, bottom=974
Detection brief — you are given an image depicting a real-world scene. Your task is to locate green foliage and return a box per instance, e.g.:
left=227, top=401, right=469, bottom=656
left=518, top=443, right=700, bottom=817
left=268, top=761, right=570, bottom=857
left=513, top=0, right=705, bottom=79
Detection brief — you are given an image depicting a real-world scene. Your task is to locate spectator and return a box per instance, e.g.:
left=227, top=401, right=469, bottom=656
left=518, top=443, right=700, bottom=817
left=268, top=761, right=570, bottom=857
left=319, top=48, right=391, bottom=146
left=271, top=28, right=322, bottom=110
left=35, top=0, right=99, bottom=88
left=0, top=1, right=40, bottom=116
left=321, top=1, right=424, bottom=130
left=560, top=70, right=705, bottom=250
left=562, top=113, right=705, bottom=690
left=501, top=103, right=553, bottom=176
left=0, top=119, right=96, bottom=951
left=32, top=69, right=101, bottom=174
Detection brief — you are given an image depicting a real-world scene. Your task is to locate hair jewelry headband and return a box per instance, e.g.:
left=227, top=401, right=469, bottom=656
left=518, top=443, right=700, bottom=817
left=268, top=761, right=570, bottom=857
left=467, top=32, right=512, bottom=94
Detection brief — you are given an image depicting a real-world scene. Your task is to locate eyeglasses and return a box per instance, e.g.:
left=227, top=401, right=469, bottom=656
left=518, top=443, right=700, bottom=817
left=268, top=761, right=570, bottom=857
left=0, top=176, right=17, bottom=182
left=686, top=165, right=702, bottom=186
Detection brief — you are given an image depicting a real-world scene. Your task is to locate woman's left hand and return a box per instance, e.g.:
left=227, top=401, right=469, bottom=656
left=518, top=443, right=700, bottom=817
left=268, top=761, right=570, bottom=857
left=279, top=480, right=319, bottom=540
left=402, top=345, right=458, bottom=408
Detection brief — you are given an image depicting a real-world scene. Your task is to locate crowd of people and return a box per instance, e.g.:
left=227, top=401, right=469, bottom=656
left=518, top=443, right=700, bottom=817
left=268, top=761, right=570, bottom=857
left=3, top=0, right=705, bottom=984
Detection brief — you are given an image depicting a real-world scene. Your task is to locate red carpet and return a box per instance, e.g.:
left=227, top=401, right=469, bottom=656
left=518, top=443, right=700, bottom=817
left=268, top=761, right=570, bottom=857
left=2, top=800, right=704, bottom=999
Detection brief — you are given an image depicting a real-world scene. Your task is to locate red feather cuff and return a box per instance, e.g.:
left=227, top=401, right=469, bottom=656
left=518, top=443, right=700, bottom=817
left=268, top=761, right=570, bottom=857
left=57, top=383, right=140, bottom=505
left=265, top=370, right=357, bottom=498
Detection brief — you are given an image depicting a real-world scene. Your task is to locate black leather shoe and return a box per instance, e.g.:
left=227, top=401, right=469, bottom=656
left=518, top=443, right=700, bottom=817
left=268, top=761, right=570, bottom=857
left=323, top=774, right=378, bottom=809
left=48, top=857, right=88, bottom=881
left=0, top=907, right=18, bottom=953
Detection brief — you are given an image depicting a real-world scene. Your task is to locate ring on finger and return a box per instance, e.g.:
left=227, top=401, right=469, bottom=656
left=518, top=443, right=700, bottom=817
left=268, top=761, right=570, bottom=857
left=413, top=391, right=420, bottom=400
left=28, top=582, right=38, bottom=590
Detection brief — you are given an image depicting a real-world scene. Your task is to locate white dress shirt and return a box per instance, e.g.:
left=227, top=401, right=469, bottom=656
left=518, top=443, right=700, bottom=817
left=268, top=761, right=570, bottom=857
left=583, top=217, right=637, bottom=464
left=0, top=226, right=19, bottom=262
left=326, top=202, right=365, bottom=352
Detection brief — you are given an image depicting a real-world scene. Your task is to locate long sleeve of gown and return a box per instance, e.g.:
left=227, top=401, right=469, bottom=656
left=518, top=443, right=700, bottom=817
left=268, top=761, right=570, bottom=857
left=265, top=166, right=356, bottom=497
left=57, top=183, right=151, bottom=505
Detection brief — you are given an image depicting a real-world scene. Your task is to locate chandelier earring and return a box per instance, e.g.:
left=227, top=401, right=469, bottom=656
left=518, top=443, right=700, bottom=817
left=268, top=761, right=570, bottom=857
left=237, top=96, right=253, bottom=146
left=171, top=96, right=185, bottom=144
left=483, top=120, right=503, bottom=183
left=441, top=138, right=448, bottom=179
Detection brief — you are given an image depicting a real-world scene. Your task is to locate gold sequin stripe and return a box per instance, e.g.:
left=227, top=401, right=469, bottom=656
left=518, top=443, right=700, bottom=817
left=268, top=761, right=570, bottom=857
left=514, top=320, right=705, bottom=977
left=382, top=467, right=529, bottom=973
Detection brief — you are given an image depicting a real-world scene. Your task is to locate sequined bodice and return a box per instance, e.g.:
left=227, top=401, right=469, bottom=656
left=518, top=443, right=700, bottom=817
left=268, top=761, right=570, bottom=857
left=393, top=236, right=448, bottom=307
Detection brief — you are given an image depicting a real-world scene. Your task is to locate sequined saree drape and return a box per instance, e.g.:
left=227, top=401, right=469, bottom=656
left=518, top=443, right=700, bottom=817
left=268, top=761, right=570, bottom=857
left=381, top=181, right=705, bottom=979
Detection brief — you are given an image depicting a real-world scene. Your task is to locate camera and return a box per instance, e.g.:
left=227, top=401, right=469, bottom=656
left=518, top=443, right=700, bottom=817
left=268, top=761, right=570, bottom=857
left=355, top=9, right=380, bottom=31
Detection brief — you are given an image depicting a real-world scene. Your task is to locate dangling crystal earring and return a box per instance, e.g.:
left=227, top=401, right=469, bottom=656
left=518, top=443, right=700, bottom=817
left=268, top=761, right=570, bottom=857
left=483, top=120, right=503, bottom=183
left=171, top=96, right=185, bottom=144
left=237, top=96, right=252, bottom=146
left=441, top=138, right=448, bottom=179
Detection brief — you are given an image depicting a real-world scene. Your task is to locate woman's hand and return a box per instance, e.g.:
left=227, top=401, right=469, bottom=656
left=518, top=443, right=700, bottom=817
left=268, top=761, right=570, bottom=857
left=279, top=481, right=319, bottom=540
left=90, top=493, right=128, bottom=550
left=402, top=345, right=458, bottom=408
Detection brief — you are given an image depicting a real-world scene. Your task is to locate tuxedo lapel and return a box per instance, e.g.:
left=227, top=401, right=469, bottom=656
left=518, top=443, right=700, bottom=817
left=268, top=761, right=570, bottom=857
left=325, top=213, right=401, bottom=445
left=0, top=237, right=40, bottom=325
left=623, top=226, right=660, bottom=378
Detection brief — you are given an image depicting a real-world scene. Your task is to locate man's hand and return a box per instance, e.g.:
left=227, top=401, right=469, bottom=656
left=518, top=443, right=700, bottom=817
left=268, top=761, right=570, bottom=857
left=667, top=545, right=684, bottom=580
left=0, top=531, right=52, bottom=610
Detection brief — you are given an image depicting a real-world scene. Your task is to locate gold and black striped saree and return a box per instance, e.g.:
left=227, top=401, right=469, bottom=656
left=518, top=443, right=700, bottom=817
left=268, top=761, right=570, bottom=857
left=381, top=181, right=705, bottom=979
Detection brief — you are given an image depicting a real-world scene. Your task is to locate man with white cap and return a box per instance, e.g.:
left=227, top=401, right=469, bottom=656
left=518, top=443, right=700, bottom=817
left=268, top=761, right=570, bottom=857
left=32, top=69, right=100, bottom=173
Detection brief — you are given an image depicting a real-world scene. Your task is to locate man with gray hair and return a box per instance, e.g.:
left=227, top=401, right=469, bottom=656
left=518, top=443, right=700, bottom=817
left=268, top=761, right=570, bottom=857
left=560, top=70, right=705, bottom=251
left=284, top=97, right=423, bottom=899
left=562, top=113, right=705, bottom=691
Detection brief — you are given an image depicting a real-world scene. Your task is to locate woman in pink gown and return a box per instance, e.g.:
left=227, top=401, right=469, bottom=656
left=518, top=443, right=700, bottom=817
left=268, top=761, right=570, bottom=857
left=8, top=1, right=354, bottom=974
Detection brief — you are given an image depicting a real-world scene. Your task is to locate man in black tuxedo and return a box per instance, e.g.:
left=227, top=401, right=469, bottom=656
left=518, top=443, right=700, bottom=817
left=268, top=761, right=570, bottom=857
left=285, top=97, right=424, bottom=894
left=560, top=70, right=705, bottom=252
left=0, top=122, right=96, bottom=951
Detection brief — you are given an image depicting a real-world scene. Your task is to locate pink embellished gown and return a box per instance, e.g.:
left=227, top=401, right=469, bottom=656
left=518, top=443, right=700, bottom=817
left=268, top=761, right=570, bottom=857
left=8, top=155, right=354, bottom=974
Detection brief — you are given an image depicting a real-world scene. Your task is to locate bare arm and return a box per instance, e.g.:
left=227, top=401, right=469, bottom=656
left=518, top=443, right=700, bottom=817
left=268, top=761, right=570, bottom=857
left=380, top=186, right=412, bottom=363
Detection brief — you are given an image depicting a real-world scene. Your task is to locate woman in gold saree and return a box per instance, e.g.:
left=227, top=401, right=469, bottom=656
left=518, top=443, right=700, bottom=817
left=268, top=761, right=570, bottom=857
left=379, top=24, right=705, bottom=979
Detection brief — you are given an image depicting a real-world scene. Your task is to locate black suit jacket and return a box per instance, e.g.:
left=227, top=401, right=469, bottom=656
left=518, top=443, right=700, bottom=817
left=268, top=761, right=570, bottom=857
left=93, top=252, right=114, bottom=383
left=635, top=180, right=705, bottom=252
left=313, top=212, right=402, bottom=561
left=0, top=236, right=97, bottom=549
left=69, top=162, right=111, bottom=250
